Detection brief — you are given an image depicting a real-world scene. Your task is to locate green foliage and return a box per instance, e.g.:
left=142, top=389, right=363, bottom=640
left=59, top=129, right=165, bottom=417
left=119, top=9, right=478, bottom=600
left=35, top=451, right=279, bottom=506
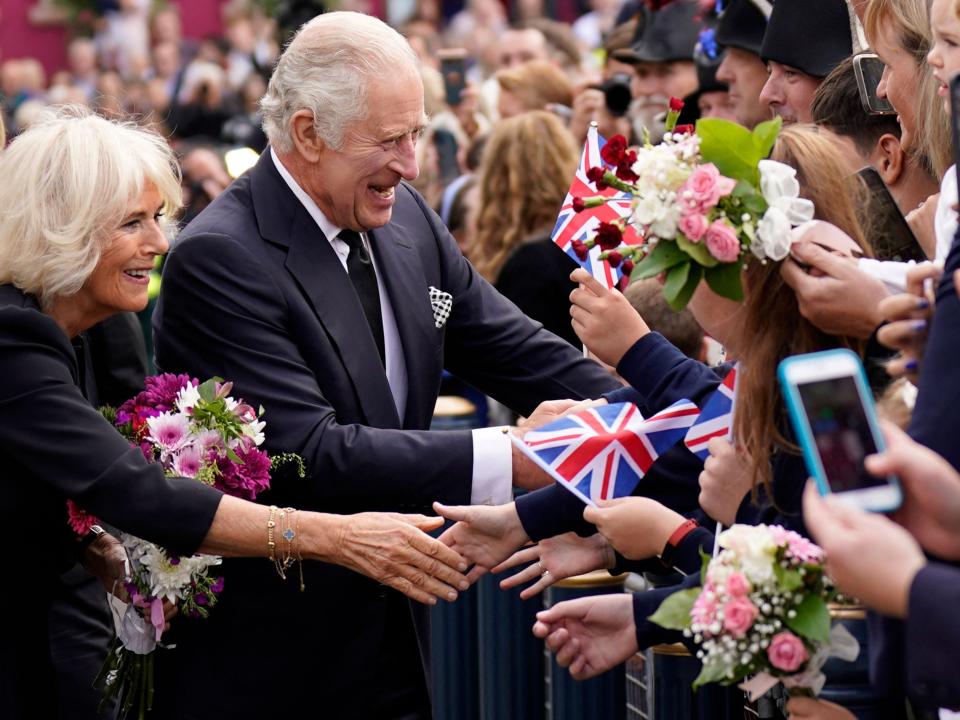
left=634, top=240, right=687, bottom=278
left=693, top=658, right=729, bottom=690
left=775, top=561, right=804, bottom=592
left=649, top=587, right=701, bottom=630
left=695, top=117, right=782, bottom=185
left=704, top=262, right=745, bottom=302
left=786, top=595, right=831, bottom=644
left=676, top=234, right=719, bottom=268
left=664, top=262, right=703, bottom=311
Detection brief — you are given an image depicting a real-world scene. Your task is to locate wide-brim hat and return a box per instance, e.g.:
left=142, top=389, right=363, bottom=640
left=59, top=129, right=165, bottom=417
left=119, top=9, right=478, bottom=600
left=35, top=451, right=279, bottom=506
left=760, top=0, right=854, bottom=78
left=715, top=0, right=770, bottom=56
left=613, top=0, right=701, bottom=65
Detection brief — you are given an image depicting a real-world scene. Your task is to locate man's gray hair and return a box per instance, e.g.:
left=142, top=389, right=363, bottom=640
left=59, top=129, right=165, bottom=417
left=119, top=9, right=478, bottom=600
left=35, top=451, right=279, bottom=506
left=261, top=12, right=419, bottom=153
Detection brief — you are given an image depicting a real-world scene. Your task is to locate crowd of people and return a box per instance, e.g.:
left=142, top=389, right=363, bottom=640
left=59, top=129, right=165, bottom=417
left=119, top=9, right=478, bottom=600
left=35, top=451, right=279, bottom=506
left=3, top=0, right=960, bottom=718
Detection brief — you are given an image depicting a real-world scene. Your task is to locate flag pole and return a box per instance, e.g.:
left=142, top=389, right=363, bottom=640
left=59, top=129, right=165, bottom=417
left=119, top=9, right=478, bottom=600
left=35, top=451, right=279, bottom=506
left=713, top=362, right=740, bottom=557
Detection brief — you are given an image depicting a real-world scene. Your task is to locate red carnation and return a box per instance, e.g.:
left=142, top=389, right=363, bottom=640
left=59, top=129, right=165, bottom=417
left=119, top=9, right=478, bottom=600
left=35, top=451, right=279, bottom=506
left=617, top=274, right=631, bottom=291
left=622, top=258, right=636, bottom=276
left=595, top=221, right=623, bottom=250
left=674, top=124, right=695, bottom=135
left=600, top=134, right=628, bottom=167
left=586, top=166, right=608, bottom=190
left=616, top=150, right=639, bottom=183
left=669, top=97, right=685, bottom=113
left=572, top=196, right=586, bottom=213
left=571, top=239, right=589, bottom=261
left=606, top=250, right=624, bottom=268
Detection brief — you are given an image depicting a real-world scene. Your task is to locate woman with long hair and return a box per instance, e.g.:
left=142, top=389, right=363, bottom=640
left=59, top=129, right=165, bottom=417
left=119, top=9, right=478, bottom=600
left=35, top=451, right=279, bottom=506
left=469, top=110, right=582, bottom=345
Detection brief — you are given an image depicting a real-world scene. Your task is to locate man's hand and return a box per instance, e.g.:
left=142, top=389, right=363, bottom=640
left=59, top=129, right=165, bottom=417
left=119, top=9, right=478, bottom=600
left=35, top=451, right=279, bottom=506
left=327, top=513, right=469, bottom=605
left=868, top=422, right=960, bottom=560
left=698, top=437, right=752, bottom=526
left=583, top=497, right=685, bottom=561
left=533, top=594, right=637, bottom=679
left=494, top=532, right=615, bottom=599
left=570, top=268, right=650, bottom=368
left=781, top=238, right=889, bottom=339
left=876, top=263, right=940, bottom=381
left=801, top=482, right=925, bottom=618
left=82, top=531, right=129, bottom=597
left=517, top=399, right=604, bottom=437
left=434, top=501, right=530, bottom=583
left=786, top=697, right=856, bottom=720
left=511, top=443, right=555, bottom=490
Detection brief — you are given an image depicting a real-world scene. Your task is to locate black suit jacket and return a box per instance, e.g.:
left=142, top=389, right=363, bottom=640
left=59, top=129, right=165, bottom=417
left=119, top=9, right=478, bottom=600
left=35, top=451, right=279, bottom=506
left=151, top=152, right=618, bottom=718
left=0, top=286, right=221, bottom=720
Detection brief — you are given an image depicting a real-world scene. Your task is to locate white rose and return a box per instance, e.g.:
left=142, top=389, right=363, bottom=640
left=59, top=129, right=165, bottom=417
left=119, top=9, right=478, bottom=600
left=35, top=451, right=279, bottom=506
left=632, top=194, right=665, bottom=226
left=759, top=160, right=801, bottom=204
left=755, top=207, right=793, bottom=261
left=650, top=204, right=681, bottom=239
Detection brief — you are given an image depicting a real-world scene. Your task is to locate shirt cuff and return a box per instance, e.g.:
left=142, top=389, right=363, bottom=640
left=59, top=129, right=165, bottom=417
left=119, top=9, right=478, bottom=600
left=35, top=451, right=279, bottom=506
left=470, top=426, right=513, bottom=505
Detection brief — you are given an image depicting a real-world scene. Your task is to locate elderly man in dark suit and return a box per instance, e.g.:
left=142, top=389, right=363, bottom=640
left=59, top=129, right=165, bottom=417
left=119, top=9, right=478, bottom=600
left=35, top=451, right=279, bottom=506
left=152, top=11, right=618, bottom=719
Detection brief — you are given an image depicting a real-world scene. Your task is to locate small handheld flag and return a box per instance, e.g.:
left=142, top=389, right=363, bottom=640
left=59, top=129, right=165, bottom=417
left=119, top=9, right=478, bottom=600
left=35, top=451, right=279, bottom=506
left=551, top=125, right=640, bottom=291
left=683, top=362, right=740, bottom=459
left=513, top=400, right=700, bottom=507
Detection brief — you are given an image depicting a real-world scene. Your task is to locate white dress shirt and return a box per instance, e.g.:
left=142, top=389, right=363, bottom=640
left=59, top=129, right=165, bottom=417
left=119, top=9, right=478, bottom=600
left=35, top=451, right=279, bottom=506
left=270, top=150, right=512, bottom=505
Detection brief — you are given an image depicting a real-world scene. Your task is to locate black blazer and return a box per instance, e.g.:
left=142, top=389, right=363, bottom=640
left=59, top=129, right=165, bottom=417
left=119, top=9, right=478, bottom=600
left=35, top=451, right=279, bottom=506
left=151, top=151, right=619, bottom=718
left=0, top=286, right=221, bottom=720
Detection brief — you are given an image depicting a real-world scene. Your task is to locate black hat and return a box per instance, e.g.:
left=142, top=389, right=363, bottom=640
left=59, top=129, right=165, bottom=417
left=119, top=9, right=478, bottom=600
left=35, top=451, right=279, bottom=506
left=678, top=26, right=729, bottom=125
left=715, top=0, right=769, bottom=56
left=760, top=0, right=854, bottom=79
left=613, top=0, right=701, bottom=65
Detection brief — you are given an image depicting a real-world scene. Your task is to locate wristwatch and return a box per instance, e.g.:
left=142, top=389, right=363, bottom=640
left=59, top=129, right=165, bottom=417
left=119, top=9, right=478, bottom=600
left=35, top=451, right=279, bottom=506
left=77, top=524, right=107, bottom=554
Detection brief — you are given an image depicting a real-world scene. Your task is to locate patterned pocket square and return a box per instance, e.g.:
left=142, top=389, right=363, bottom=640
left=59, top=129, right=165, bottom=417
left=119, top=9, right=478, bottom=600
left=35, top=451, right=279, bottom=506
left=429, top=286, right=453, bottom=329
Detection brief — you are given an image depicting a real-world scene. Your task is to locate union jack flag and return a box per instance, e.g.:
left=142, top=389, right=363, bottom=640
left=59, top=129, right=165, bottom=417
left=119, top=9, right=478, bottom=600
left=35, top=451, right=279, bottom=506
left=551, top=125, right=641, bottom=290
left=513, top=399, right=700, bottom=506
left=684, top=363, right=740, bottom=460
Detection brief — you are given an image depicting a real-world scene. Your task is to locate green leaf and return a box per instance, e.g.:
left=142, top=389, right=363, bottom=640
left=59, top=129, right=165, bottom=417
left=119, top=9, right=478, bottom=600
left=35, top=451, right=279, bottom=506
left=775, top=562, right=804, bottom=592
left=676, top=234, right=719, bottom=268
left=197, top=378, right=218, bottom=403
left=752, top=117, right=782, bottom=160
left=699, top=549, right=712, bottom=585
left=692, top=659, right=731, bottom=690
left=663, top=261, right=691, bottom=304
left=786, top=595, right=831, bottom=644
left=634, top=240, right=687, bottom=278
left=704, top=262, right=744, bottom=302
left=665, top=263, right=702, bottom=311
left=648, top=587, right=702, bottom=630
left=695, top=118, right=761, bottom=184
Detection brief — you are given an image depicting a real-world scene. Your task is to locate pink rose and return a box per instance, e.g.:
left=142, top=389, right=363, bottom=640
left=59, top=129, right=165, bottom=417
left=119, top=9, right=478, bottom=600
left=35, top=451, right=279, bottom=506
left=680, top=163, right=737, bottom=212
left=691, top=593, right=717, bottom=628
left=767, top=631, right=809, bottom=672
left=726, top=572, right=751, bottom=598
left=722, top=596, right=758, bottom=638
left=679, top=211, right=709, bottom=242
left=705, top=220, right=741, bottom=262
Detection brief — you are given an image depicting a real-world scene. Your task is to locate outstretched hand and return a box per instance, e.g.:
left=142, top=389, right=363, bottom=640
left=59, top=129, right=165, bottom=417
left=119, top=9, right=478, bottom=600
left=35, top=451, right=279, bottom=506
left=583, top=497, right=685, bottom=561
left=533, top=594, right=637, bottom=679
left=569, top=268, right=649, bottom=368
left=434, top=501, right=530, bottom=584
left=331, top=512, right=469, bottom=605
left=493, top=533, right=614, bottom=599
left=698, top=437, right=752, bottom=526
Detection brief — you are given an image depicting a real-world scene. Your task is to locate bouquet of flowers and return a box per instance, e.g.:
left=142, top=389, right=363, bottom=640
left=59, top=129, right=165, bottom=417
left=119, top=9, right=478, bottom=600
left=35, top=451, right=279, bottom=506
left=67, top=373, right=303, bottom=719
left=649, top=524, right=859, bottom=699
left=571, top=99, right=815, bottom=309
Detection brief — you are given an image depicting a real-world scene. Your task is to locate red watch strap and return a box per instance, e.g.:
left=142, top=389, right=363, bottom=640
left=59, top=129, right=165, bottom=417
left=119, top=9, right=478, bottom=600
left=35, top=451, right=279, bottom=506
left=666, top=518, right=699, bottom=549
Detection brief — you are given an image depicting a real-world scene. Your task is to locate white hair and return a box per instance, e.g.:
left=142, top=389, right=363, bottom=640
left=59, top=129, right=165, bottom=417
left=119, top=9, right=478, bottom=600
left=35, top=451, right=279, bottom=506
left=0, top=106, right=181, bottom=308
left=260, top=11, right=419, bottom=153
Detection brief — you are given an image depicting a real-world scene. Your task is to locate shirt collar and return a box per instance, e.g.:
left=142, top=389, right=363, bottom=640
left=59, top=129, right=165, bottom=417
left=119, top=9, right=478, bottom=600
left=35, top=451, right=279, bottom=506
left=270, top=146, right=344, bottom=243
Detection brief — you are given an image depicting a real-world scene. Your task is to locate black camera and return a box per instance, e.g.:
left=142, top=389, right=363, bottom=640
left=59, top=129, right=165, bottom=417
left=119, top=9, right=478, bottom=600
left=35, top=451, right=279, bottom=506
left=600, top=73, right=633, bottom=117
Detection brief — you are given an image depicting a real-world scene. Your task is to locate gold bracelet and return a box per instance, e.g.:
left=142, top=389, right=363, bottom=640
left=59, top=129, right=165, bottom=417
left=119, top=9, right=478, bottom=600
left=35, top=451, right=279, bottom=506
left=266, top=505, right=278, bottom=564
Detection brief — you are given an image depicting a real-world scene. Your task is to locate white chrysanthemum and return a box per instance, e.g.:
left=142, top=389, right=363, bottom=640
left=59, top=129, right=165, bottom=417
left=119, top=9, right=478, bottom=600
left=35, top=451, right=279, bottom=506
left=123, top=534, right=221, bottom=603
left=175, top=384, right=201, bottom=413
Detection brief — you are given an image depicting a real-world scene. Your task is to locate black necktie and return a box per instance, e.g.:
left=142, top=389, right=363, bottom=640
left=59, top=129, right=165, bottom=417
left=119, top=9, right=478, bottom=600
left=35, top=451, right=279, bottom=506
left=339, top=229, right=386, bottom=367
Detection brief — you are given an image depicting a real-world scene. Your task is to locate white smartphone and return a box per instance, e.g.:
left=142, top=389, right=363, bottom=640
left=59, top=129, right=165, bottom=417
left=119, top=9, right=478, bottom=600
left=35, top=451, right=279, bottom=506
left=779, top=349, right=902, bottom=512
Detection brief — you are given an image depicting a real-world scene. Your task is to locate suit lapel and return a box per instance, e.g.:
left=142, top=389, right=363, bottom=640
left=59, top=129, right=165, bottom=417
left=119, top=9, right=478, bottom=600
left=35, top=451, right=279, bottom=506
left=251, top=153, right=400, bottom=429
left=369, top=222, right=441, bottom=430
